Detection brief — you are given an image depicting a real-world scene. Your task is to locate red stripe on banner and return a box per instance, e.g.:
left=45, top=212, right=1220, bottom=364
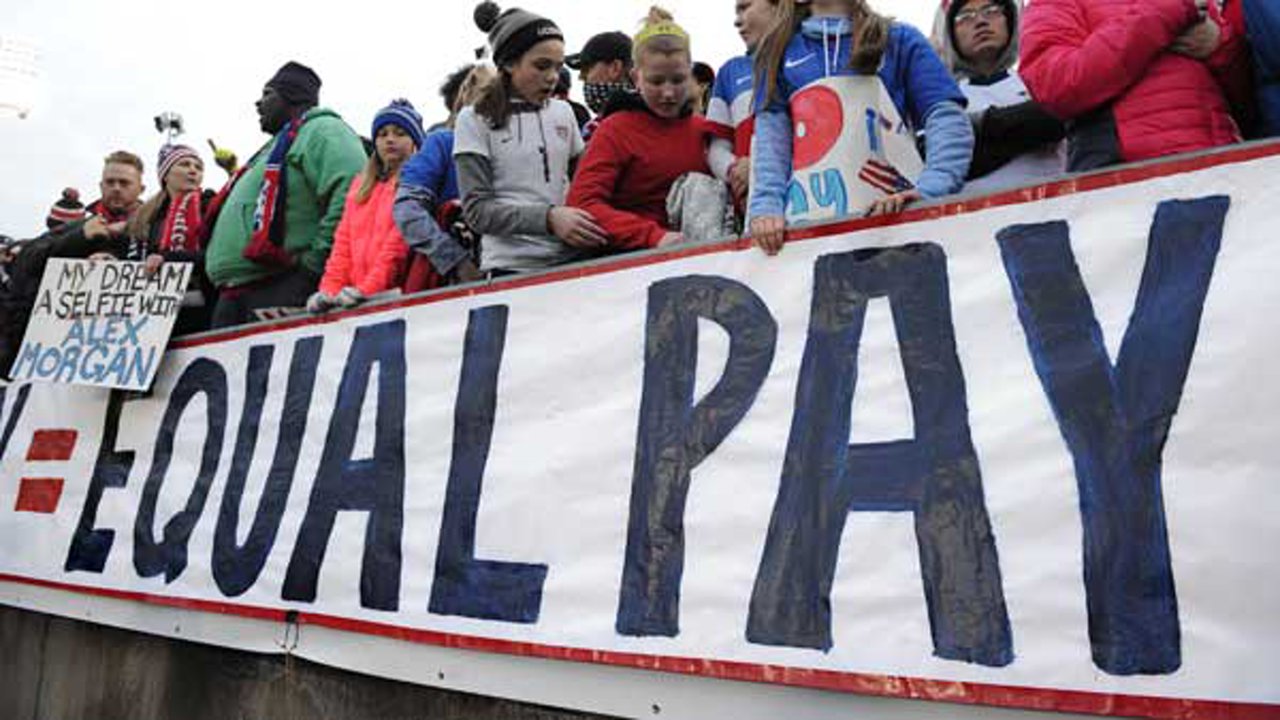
left=13, top=478, right=64, bottom=514
left=0, top=573, right=1275, bottom=719
left=25, top=430, right=77, bottom=462
left=169, top=140, right=1280, bottom=352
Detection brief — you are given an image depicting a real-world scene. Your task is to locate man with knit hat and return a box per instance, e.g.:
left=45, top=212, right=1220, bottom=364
left=934, top=0, right=1065, bottom=193
left=203, top=60, right=366, bottom=328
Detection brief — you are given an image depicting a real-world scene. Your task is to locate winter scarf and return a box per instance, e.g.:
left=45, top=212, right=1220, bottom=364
left=159, top=191, right=204, bottom=253
left=244, top=115, right=307, bottom=267
left=85, top=199, right=134, bottom=225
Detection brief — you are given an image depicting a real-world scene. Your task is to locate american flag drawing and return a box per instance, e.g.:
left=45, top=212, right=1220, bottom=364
left=857, top=158, right=915, bottom=195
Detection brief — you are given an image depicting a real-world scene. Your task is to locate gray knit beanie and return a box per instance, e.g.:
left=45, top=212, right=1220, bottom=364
left=474, top=2, right=564, bottom=67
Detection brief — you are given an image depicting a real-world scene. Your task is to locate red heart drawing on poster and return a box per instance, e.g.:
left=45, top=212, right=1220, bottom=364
left=791, top=85, right=844, bottom=170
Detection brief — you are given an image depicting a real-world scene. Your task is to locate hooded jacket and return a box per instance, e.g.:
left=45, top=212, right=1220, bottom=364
left=1019, top=0, right=1245, bottom=170
left=934, top=0, right=1066, bottom=191
left=748, top=16, right=973, bottom=219
left=205, top=107, right=367, bottom=288
left=934, top=0, right=1022, bottom=81
left=567, top=92, right=728, bottom=250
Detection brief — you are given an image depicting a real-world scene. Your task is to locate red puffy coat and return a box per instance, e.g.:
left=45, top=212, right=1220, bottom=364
left=1020, top=0, right=1244, bottom=167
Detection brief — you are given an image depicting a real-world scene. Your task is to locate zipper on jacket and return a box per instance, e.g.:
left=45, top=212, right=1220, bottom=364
left=536, top=110, right=551, bottom=183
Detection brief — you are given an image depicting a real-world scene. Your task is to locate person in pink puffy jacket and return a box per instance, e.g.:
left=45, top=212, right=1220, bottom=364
left=308, top=100, right=423, bottom=313
left=1020, top=0, right=1248, bottom=171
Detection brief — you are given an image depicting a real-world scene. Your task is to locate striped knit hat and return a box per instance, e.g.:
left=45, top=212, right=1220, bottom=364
left=46, top=187, right=86, bottom=229
left=372, top=99, right=425, bottom=149
left=157, top=144, right=202, bottom=184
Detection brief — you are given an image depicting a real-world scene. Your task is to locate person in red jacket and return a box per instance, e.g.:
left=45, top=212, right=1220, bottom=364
left=567, top=7, right=732, bottom=251
left=1020, top=0, right=1246, bottom=171
left=308, top=100, right=422, bottom=314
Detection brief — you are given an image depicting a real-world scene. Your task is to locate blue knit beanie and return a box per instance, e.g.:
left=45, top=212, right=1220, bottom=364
left=372, top=99, right=425, bottom=149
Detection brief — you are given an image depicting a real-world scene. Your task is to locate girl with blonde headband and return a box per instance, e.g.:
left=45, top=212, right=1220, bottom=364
left=567, top=7, right=734, bottom=250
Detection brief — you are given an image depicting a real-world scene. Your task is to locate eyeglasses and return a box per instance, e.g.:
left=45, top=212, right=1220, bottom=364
left=954, top=4, right=1005, bottom=26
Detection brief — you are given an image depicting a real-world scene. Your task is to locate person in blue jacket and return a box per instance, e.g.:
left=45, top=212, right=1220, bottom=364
left=393, top=66, right=493, bottom=285
left=748, top=0, right=973, bottom=254
left=1244, top=0, right=1280, bottom=137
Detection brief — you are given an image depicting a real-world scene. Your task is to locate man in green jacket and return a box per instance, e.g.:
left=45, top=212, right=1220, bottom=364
left=205, top=61, right=367, bottom=328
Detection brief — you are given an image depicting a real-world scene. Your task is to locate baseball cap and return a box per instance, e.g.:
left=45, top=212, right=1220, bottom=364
left=565, top=31, right=633, bottom=70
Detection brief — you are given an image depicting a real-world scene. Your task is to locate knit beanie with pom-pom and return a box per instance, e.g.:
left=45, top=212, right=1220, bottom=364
left=47, top=187, right=86, bottom=230
left=474, top=2, right=563, bottom=67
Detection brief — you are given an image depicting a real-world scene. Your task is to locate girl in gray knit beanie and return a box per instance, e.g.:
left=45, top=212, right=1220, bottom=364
left=453, top=2, right=608, bottom=273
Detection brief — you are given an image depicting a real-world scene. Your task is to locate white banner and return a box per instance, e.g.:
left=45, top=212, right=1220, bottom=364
left=1, top=145, right=1279, bottom=719
left=8, top=259, right=191, bottom=390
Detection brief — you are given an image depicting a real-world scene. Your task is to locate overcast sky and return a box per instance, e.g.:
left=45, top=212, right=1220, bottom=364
left=0, top=0, right=939, bottom=237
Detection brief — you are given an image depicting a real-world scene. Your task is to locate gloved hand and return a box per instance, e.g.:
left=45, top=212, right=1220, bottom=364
left=336, top=286, right=366, bottom=308
left=306, top=291, right=335, bottom=314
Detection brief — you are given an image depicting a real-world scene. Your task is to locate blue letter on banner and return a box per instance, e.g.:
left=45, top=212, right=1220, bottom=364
left=617, top=276, right=778, bottom=637
left=213, top=338, right=323, bottom=597
left=282, top=321, right=407, bottom=611
left=996, top=195, right=1230, bottom=675
left=748, top=244, right=1013, bottom=666
left=430, top=306, right=548, bottom=624
left=133, top=359, right=228, bottom=583
left=65, top=391, right=137, bottom=573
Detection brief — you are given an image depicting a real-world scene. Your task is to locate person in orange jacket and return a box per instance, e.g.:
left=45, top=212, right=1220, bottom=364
left=308, top=100, right=423, bottom=313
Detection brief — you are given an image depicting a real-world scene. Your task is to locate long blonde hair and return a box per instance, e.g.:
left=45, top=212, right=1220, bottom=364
left=753, top=0, right=891, bottom=105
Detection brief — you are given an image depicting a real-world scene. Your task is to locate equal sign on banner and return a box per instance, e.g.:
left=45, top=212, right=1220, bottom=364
left=14, top=428, right=77, bottom=514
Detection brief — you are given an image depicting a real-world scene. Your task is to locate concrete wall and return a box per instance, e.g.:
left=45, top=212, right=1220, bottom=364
left=0, top=605, right=613, bottom=720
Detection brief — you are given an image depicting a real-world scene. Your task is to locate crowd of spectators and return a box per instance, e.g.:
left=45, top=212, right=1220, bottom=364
left=0, top=0, right=1276, bottom=374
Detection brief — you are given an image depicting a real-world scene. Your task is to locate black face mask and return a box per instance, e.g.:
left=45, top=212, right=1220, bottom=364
left=583, top=81, right=631, bottom=115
